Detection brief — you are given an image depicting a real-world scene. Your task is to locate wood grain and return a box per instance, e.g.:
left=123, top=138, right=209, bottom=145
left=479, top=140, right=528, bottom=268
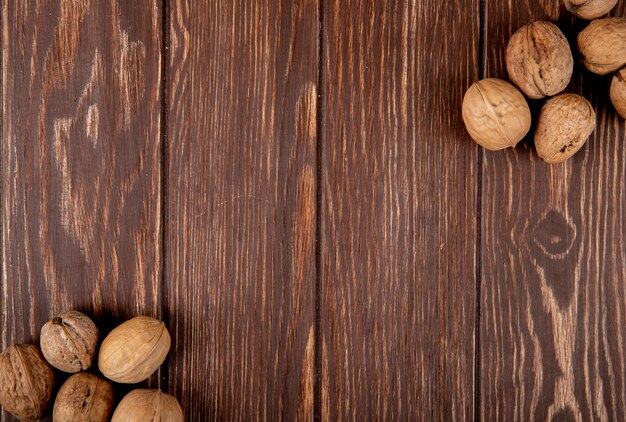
left=320, top=0, right=480, bottom=419
left=1, top=1, right=162, bottom=342
left=4, top=1, right=626, bottom=420
left=480, top=3, right=626, bottom=421
left=166, top=1, right=318, bottom=420
left=1, top=1, right=163, bottom=418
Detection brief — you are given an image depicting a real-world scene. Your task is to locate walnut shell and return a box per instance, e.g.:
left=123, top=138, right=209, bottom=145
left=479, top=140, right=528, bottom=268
left=462, top=78, right=531, bottom=150
left=0, top=344, right=55, bottom=422
left=53, top=372, right=114, bottom=422
left=535, top=94, right=596, bottom=163
left=578, top=17, right=626, bottom=75
left=610, top=67, right=626, bottom=119
left=111, top=389, right=183, bottom=422
left=98, top=316, right=171, bottom=384
left=40, top=310, right=99, bottom=373
left=564, top=0, right=618, bottom=19
left=506, top=21, right=573, bottom=99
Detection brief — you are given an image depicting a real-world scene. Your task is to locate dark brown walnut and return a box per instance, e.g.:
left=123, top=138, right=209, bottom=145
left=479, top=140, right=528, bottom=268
left=506, top=21, right=573, bottom=99
left=563, top=0, right=618, bottom=20
left=111, top=389, right=184, bottom=422
left=535, top=94, right=596, bottom=163
left=578, top=17, right=626, bottom=75
left=53, top=372, right=115, bottom=422
left=40, top=310, right=99, bottom=373
left=610, top=67, right=626, bottom=119
left=0, top=344, right=55, bottom=422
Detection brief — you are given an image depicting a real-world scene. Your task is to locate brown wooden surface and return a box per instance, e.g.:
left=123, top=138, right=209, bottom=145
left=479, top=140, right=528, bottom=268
left=2, top=0, right=626, bottom=421
left=166, top=0, right=318, bottom=420
left=319, top=0, right=479, bottom=419
left=1, top=1, right=163, bottom=419
left=481, top=2, right=626, bottom=421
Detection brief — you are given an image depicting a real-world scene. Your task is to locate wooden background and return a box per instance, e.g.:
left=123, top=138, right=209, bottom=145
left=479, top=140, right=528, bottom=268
left=1, top=0, right=625, bottom=420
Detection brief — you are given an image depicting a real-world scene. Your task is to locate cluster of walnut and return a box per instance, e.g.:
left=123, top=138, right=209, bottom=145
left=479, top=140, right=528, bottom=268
left=0, top=311, right=183, bottom=422
left=462, top=3, right=626, bottom=164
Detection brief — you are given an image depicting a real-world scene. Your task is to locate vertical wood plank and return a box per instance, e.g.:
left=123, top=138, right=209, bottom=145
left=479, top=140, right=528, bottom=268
left=320, top=1, right=480, bottom=419
left=1, top=0, right=162, bottom=350
left=167, top=1, right=318, bottom=420
left=481, top=3, right=626, bottom=420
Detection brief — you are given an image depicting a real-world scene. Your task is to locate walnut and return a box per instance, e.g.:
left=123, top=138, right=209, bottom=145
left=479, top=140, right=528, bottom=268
left=563, top=0, right=618, bottom=20
left=0, top=344, right=55, bottom=421
left=98, top=316, right=171, bottom=384
left=462, top=78, right=532, bottom=150
left=111, top=389, right=184, bottom=422
left=53, top=372, right=115, bottom=422
left=506, top=21, right=573, bottom=99
left=40, top=310, right=99, bottom=373
left=610, top=67, right=626, bottom=119
left=534, top=93, right=596, bottom=163
left=578, top=17, right=626, bottom=75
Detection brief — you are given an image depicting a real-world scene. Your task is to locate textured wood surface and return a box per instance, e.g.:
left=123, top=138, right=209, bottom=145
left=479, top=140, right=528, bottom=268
left=1, top=1, right=163, bottom=419
left=480, top=2, right=626, bottom=421
left=3, top=0, right=626, bottom=421
left=166, top=0, right=318, bottom=420
left=0, top=0, right=163, bottom=366
left=320, top=1, right=479, bottom=419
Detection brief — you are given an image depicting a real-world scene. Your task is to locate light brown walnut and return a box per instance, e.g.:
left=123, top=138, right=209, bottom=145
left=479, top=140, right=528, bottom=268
left=610, top=67, right=626, bottom=119
left=0, top=345, right=55, bottom=422
left=534, top=94, right=596, bottom=163
left=111, top=389, right=184, bottom=422
left=53, top=372, right=115, bottom=422
left=564, top=0, right=618, bottom=20
left=506, top=21, right=573, bottom=99
left=462, top=78, right=531, bottom=151
left=578, top=17, right=626, bottom=75
left=98, top=316, right=171, bottom=384
left=40, top=310, right=99, bottom=373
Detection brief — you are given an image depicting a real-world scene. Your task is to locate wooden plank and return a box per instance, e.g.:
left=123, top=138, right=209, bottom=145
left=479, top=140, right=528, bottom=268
left=1, top=1, right=162, bottom=354
left=480, top=3, right=626, bottom=420
left=1, top=1, right=163, bottom=419
left=320, top=1, right=480, bottom=419
left=166, top=1, right=318, bottom=420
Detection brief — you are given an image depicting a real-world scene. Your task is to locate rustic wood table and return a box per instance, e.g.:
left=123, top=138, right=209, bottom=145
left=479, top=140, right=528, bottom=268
left=2, top=1, right=625, bottom=421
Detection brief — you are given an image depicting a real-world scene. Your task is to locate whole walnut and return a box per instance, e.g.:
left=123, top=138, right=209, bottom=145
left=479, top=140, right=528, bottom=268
left=462, top=78, right=531, bottom=150
left=0, top=344, right=55, bottom=422
left=563, top=0, right=618, bottom=20
left=53, top=372, right=115, bottom=422
left=578, top=17, right=626, bottom=75
left=111, top=389, right=184, bottom=422
left=506, top=21, right=573, bottom=98
left=98, top=316, right=171, bottom=384
left=534, top=94, right=596, bottom=163
left=610, top=67, right=626, bottom=119
left=40, top=310, right=99, bottom=373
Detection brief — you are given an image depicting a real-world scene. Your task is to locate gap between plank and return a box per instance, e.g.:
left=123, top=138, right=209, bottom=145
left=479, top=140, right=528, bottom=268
left=0, top=0, right=5, bottom=356
left=0, top=0, right=5, bottom=368
left=159, top=0, right=171, bottom=394
left=314, top=0, right=324, bottom=420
